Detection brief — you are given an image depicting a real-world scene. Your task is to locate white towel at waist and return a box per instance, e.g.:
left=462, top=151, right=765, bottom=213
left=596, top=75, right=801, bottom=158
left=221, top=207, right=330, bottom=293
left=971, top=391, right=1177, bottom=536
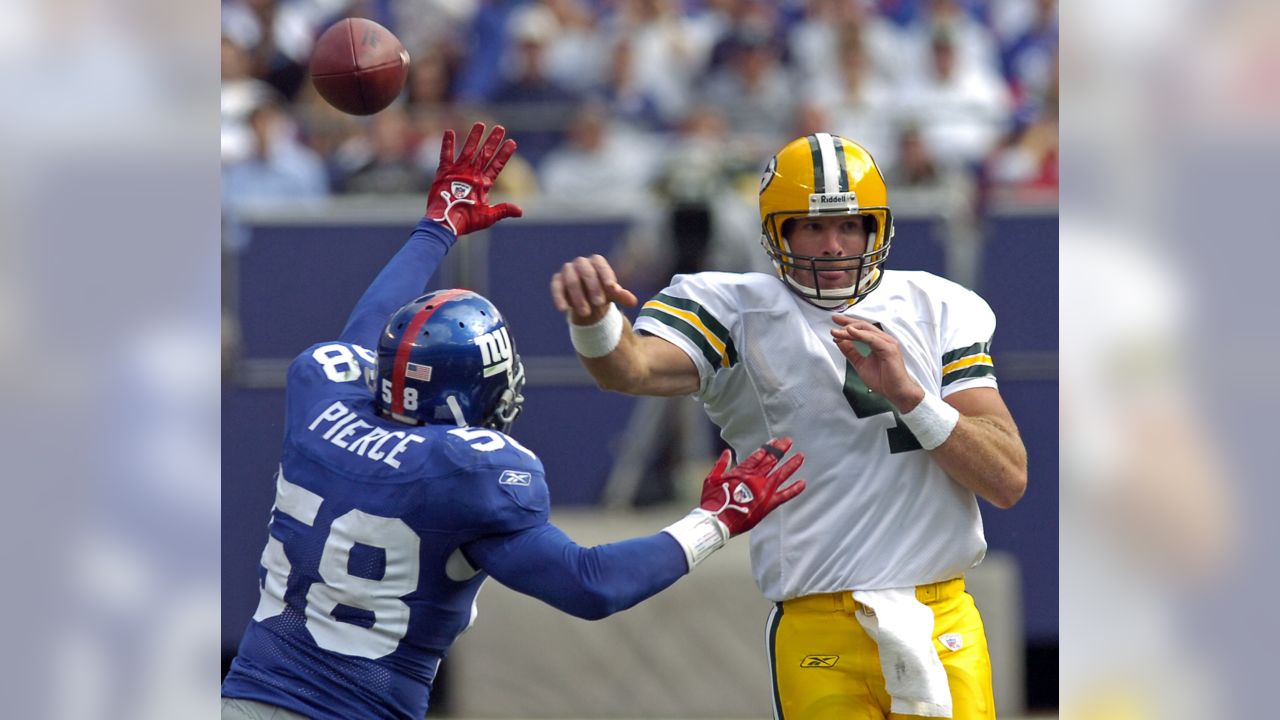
left=853, top=587, right=953, bottom=718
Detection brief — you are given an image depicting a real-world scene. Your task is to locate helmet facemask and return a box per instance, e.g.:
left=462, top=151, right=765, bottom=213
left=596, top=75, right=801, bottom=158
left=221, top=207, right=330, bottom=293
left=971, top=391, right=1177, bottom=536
left=761, top=208, right=894, bottom=309
left=482, top=352, right=525, bottom=434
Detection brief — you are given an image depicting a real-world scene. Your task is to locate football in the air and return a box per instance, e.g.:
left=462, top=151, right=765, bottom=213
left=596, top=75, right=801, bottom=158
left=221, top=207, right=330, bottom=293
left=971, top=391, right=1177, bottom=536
left=310, top=18, right=410, bottom=116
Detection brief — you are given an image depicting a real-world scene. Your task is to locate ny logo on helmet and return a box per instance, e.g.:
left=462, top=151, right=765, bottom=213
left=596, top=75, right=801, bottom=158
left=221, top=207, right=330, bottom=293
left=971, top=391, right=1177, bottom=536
left=475, top=326, right=513, bottom=378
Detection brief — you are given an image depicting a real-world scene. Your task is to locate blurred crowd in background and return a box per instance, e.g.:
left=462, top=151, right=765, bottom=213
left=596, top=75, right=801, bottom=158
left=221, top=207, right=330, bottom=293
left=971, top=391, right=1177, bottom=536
left=221, top=0, right=1058, bottom=214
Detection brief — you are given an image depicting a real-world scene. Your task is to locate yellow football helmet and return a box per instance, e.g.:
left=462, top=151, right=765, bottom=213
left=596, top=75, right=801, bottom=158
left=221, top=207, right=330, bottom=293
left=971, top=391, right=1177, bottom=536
left=758, top=133, right=894, bottom=308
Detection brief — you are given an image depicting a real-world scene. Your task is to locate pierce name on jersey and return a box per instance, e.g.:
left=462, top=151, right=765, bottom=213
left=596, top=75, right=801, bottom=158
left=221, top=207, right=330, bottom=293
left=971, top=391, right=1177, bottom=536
left=308, top=400, right=426, bottom=469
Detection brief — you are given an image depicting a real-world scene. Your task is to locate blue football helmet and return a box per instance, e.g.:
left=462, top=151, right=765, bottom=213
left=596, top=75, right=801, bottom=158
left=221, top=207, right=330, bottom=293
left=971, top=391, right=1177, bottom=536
left=369, top=289, right=525, bottom=431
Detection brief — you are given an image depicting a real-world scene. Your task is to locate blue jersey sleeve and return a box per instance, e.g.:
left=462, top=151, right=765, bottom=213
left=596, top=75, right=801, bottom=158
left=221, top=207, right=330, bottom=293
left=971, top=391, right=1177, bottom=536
left=339, top=218, right=457, bottom=350
left=434, top=428, right=551, bottom=536
left=463, top=522, right=689, bottom=620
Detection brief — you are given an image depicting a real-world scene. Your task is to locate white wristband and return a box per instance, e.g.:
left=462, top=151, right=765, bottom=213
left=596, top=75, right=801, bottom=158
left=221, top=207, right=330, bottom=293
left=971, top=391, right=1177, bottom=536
left=662, top=509, right=729, bottom=570
left=567, top=304, right=623, bottom=358
left=898, top=393, right=960, bottom=450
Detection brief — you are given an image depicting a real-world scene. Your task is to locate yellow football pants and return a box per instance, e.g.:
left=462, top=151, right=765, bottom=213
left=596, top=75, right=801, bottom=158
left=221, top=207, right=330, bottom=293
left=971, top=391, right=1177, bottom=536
left=767, top=577, right=997, bottom=720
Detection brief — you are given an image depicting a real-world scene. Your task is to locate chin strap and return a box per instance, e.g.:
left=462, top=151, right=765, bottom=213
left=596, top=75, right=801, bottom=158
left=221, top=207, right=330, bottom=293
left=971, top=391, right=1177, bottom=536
left=777, top=264, right=881, bottom=309
left=446, top=395, right=468, bottom=426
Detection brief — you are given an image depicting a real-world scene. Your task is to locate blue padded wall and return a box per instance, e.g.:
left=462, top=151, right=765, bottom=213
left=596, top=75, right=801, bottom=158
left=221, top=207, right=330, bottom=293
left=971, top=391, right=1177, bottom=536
left=980, top=214, right=1059, bottom=352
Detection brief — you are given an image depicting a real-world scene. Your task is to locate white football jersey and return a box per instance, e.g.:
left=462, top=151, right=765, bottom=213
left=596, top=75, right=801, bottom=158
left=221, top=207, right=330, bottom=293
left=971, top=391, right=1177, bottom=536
left=634, top=270, right=999, bottom=601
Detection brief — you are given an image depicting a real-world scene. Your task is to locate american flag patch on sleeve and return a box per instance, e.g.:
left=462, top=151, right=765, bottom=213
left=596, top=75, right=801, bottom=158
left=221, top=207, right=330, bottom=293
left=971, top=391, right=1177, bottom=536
left=405, top=362, right=433, bottom=381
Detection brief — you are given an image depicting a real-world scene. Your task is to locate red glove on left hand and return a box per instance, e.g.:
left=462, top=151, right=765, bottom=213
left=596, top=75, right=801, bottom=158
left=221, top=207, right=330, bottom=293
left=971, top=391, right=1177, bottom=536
left=426, top=122, right=524, bottom=237
left=662, top=437, right=805, bottom=569
left=700, top=437, right=806, bottom=538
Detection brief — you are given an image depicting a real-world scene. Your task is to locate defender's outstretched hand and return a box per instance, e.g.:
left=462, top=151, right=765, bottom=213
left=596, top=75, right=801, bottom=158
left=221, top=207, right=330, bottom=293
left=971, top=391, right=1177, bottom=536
left=427, top=122, right=523, bottom=237
left=550, top=254, right=638, bottom=324
left=700, top=437, right=806, bottom=538
left=663, top=437, right=806, bottom=569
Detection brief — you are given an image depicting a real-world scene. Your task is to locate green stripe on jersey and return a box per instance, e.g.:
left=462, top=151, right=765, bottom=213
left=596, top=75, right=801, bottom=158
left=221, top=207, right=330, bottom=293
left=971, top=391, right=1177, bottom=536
left=651, top=293, right=738, bottom=365
left=942, top=340, right=991, bottom=366
left=639, top=307, right=726, bottom=370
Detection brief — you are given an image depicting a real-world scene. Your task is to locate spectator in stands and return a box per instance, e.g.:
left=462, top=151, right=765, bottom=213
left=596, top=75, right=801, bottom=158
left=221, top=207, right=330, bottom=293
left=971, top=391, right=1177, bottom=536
left=884, top=118, right=979, bottom=229
left=292, top=87, right=364, bottom=188
left=405, top=47, right=457, bottom=110
left=1000, top=0, right=1058, bottom=113
left=492, top=4, right=582, bottom=166
left=389, top=0, right=476, bottom=70
left=538, top=102, right=660, bottom=198
left=600, top=33, right=668, bottom=129
left=623, top=104, right=769, bottom=283
left=886, top=122, right=943, bottom=188
left=334, top=104, right=432, bottom=195
left=222, top=35, right=279, bottom=164
left=703, top=0, right=783, bottom=72
left=900, top=0, right=1002, bottom=84
left=495, top=4, right=579, bottom=107
left=603, top=0, right=718, bottom=126
left=540, top=0, right=612, bottom=95
left=222, top=98, right=329, bottom=209
left=451, top=1, right=517, bottom=102
left=221, top=0, right=321, bottom=99
left=900, top=29, right=1011, bottom=170
left=793, top=102, right=833, bottom=149
left=987, top=81, right=1058, bottom=191
left=802, top=24, right=900, bottom=170
left=788, top=0, right=904, bottom=86
left=701, top=26, right=792, bottom=144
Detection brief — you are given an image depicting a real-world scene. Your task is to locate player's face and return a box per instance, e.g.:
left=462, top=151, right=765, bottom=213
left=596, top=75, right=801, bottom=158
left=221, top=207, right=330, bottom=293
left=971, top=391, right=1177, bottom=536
left=784, top=215, right=870, bottom=290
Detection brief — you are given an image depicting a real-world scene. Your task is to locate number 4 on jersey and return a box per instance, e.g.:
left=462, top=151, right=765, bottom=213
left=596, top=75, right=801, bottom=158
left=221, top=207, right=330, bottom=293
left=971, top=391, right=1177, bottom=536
left=841, top=361, right=923, bottom=454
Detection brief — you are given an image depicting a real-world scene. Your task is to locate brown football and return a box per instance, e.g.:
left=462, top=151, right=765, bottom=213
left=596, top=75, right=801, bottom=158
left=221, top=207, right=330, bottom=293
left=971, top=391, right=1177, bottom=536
left=309, top=18, right=410, bottom=116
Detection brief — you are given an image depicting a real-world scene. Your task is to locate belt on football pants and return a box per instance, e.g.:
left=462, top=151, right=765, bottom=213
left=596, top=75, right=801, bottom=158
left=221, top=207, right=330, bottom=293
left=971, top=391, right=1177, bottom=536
left=784, top=576, right=966, bottom=615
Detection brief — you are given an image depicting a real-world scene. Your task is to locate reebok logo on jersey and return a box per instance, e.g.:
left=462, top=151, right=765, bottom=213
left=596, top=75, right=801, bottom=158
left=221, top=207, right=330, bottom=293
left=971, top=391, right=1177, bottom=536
left=801, top=655, right=839, bottom=668
left=939, top=633, right=964, bottom=651
left=499, top=470, right=531, bottom=486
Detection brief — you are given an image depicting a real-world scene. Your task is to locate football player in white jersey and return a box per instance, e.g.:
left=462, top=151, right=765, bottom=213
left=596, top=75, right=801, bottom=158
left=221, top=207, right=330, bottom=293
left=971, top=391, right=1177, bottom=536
left=549, top=132, right=1027, bottom=720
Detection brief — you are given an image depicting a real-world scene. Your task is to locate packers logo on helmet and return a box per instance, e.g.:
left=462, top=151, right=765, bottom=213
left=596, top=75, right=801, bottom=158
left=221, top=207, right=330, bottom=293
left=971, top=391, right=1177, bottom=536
left=758, top=133, right=894, bottom=309
left=759, top=156, right=777, bottom=194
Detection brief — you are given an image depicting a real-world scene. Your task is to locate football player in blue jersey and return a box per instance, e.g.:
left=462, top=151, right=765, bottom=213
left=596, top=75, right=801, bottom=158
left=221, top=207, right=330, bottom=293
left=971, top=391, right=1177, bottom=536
left=221, top=122, right=808, bottom=720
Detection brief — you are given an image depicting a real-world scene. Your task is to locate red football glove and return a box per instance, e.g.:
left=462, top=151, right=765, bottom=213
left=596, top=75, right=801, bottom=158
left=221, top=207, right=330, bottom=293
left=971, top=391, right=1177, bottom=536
left=663, top=437, right=806, bottom=570
left=426, top=122, right=524, bottom=237
left=700, top=437, right=806, bottom=538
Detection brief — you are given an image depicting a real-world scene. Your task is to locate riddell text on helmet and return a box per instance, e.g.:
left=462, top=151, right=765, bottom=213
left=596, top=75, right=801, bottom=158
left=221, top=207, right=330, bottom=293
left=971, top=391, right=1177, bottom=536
left=807, top=192, right=860, bottom=213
